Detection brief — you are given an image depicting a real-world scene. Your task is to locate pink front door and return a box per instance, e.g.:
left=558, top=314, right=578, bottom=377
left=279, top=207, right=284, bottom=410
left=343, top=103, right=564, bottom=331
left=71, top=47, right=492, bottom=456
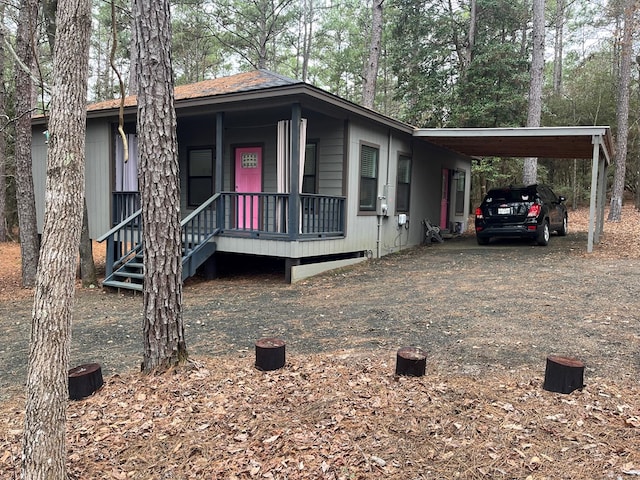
left=440, top=168, right=450, bottom=230
left=235, top=146, right=262, bottom=229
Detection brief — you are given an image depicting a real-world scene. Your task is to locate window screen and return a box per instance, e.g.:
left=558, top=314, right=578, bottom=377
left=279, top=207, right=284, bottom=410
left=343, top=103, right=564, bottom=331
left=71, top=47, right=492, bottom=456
left=396, top=155, right=411, bottom=213
left=455, top=171, right=465, bottom=215
left=302, top=143, right=317, bottom=194
left=188, top=148, right=213, bottom=206
left=359, top=144, right=379, bottom=211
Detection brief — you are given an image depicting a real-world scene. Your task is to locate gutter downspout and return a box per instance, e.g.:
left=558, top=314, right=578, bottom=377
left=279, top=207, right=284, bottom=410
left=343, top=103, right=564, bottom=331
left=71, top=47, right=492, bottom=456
left=376, top=130, right=393, bottom=258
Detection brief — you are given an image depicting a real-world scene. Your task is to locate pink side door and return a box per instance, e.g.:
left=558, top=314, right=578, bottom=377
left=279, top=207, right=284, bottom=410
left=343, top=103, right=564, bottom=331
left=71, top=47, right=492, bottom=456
left=235, top=146, right=262, bottom=229
left=440, top=168, right=450, bottom=230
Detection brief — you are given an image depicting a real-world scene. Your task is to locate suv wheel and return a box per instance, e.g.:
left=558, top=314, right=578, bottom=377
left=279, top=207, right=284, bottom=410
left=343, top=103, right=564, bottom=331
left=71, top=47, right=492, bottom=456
left=477, top=236, right=489, bottom=245
left=558, top=215, right=568, bottom=236
left=537, top=220, right=550, bottom=246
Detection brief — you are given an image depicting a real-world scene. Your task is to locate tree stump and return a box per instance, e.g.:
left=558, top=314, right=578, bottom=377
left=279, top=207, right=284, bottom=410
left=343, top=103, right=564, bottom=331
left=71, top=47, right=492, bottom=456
left=543, top=355, right=585, bottom=394
left=255, top=337, right=285, bottom=371
left=395, top=347, right=426, bottom=377
left=68, top=363, right=104, bottom=400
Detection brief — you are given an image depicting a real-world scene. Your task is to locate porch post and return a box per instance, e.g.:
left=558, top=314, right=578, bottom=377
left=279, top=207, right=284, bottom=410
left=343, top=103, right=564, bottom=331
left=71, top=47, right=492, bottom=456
left=216, top=112, right=224, bottom=228
left=216, top=112, right=224, bottom=193
left=289, top=103, right=301, bottom=240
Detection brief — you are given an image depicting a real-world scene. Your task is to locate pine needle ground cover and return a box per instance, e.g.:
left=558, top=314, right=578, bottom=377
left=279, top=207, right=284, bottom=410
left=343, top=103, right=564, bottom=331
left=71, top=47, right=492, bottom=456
left=1, top=206, right=639, bottom=479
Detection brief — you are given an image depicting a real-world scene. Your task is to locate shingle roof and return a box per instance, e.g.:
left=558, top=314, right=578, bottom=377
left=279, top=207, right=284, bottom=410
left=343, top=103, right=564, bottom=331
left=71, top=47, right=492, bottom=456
left=87, top=69, right=300, bottom=112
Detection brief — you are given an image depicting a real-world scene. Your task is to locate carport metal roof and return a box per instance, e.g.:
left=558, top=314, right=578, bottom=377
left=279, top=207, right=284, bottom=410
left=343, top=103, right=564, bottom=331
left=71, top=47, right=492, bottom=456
left=413, top=126, right=614, bottom=252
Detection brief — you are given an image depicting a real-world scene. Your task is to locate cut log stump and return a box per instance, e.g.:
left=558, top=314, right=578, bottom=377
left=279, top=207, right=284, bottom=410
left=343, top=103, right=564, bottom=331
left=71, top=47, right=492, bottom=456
left=395, top=347, right=426, bottom=377
left=543, top=355, right=585, bottom=394
left=255, top=337, right=285, bottom=371
left=68, top=363, right=104, bottom=400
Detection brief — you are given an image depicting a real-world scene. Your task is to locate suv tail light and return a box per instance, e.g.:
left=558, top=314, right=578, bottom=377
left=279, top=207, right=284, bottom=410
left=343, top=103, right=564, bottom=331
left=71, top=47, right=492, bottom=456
left=475, top=207, right=483, bottom=219
left=527, top=204, right=542, bottom=217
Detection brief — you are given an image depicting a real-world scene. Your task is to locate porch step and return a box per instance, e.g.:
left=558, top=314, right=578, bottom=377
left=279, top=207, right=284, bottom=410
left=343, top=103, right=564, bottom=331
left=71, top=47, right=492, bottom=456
left=101, top=194, right=222, bottom=293
left=103, top=240, right=218, bottom=292
left=102, top=252, right=145, bottom=292
left=102, top=279, right=144, bottom=292
left=115, top=271, right=145, bottom=280
left=125, top=262, right=144, bottom=269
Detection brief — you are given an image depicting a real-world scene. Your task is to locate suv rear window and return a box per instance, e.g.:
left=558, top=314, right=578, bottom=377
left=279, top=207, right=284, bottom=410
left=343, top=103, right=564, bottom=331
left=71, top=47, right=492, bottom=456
left=483, top=188, right=536, bottom=204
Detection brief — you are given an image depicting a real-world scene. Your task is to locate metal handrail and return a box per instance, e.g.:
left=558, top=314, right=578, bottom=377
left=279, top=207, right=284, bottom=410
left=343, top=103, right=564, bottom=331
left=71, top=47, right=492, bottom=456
left=97, top=208, right=142, bottom=243
left=181, top=193, right=220, bottom=226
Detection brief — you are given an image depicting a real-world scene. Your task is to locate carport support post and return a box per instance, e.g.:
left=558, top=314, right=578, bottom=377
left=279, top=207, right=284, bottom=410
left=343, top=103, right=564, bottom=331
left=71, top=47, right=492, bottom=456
left=587, top=138, right=600, bottom=253
left=596, top=155, right=607, bottom=242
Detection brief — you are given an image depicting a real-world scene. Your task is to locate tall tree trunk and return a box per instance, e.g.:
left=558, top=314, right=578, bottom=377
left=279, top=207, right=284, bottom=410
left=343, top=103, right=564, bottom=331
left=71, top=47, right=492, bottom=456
left=465, top=0, right=477, bottom=69
left=41, top=0, right=97, bottom=283
left=449, top=0, right=476, bottom=75
left=41, top=0, right=57, bottom=52
left=79, top=198, right=97, bottom=286
left=523, top=0, right=545, bottom=185
left=135, top=0, right=188, bottom=372
left=362, top=0, right=384, bottom=109
left=301, top=0, right=313, bottom=82
left=608, top=0, right=635, bottom=222
left=14, top=0, right=40, bottom=286
left=456, top=0, right=478, bottom=73
left=128, top=0, right=138, bottom=95
left=552, top=0, right=565, bottom=95
left=0, top=3, right=7, bottom=243
left=21, top=0, right=92, bottom=477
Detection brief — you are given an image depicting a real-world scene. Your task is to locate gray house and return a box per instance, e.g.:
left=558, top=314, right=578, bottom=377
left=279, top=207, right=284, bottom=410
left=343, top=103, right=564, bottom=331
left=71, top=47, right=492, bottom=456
left=31, top=70, right=472, bottom=288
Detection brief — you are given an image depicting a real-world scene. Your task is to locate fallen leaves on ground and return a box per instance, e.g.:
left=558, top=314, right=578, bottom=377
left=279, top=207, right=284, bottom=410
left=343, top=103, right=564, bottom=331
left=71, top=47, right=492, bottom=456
left=2, top=353, right=640, bottom=479
left=570, top=204, right=640, bottom=258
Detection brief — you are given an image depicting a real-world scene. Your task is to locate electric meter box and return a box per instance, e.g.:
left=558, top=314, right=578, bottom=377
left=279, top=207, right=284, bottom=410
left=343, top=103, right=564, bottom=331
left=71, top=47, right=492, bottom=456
left=376, top=196, right=388, bottom=216
left=376, top=184, right=391, bottom=216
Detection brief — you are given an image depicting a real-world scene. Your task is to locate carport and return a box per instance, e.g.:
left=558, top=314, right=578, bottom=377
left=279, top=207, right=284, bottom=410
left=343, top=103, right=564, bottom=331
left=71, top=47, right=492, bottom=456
left=413, top=126, right=614, bottom=252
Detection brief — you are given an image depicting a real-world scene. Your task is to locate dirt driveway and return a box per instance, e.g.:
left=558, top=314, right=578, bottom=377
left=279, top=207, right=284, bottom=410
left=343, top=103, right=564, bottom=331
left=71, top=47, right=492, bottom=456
left=1, top=227, right=638, bottom=401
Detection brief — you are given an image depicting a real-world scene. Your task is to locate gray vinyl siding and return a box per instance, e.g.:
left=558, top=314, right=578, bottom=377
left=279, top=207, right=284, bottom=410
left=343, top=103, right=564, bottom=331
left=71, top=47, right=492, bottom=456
left=85, top=122, right=112, bottom=237
left=31, top=121, right=111, bottom=238
left=31, top=126, right=47, bottom=233
left=309, top=118, right=344, bottom=196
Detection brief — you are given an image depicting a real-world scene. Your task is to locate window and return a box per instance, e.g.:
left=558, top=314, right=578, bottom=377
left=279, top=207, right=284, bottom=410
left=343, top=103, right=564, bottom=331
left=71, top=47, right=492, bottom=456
left=396, top=154, right=411, bottom=213
left=454, top=170, right=465, bottom=215
left=359, top=144, right=379, bottom=211
left=188, top=148, right=213, bottom=206
left=302, top=142, right=318, bottom=193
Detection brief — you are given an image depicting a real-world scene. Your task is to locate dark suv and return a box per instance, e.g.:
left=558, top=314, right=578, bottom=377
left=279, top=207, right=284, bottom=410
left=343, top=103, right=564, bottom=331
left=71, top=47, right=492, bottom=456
left=475, top=185, right=568, bottom=246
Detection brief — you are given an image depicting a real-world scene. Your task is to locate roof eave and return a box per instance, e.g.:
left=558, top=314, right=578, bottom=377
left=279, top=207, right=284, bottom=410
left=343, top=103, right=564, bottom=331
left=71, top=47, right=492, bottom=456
left=80, top=83, right=415, bottom=134
left=413, top=126, right=614, bottom=163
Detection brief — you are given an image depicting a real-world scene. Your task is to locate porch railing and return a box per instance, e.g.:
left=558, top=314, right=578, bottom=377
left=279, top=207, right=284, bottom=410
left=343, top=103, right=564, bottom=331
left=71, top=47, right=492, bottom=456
left=300, top=194, right=345, bottom=237
left=182, top=193, right=220, bottom=253
left=112, top=191, right=140, bottom=225
left=181, top=194, right=221, bottom=279
left=217, top=192, right=345, bottom=238
left=98, top=208, right=143, bottom=279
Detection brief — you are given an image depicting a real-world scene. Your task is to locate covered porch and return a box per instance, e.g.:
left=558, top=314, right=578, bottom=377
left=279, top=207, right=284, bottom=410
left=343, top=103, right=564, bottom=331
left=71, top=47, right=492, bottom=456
left=100, top=103, right=350, bottom=290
